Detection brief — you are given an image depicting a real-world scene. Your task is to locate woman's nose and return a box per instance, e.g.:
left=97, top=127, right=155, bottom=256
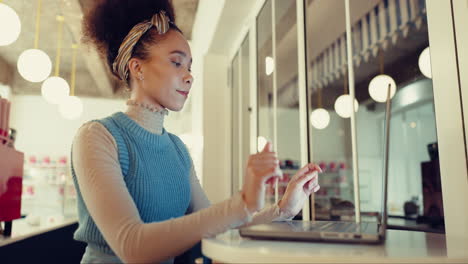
left=184, top=73, right=193, bottom=85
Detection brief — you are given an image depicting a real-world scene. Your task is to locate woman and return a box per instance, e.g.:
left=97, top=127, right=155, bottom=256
left=72, top=0, right=321, bottom=263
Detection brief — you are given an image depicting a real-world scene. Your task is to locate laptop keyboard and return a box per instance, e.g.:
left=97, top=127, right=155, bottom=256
left=312, top=222, right=368, bottom=233
left=322, top=222, right=354, bottom=232
left=284, top=221, right=369, bottom=233
left=308, top=222, right=367, bottom=232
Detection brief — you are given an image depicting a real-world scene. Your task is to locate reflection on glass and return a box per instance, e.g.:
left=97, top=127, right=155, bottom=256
left=257, top=0, right=274, bottom=205
left=350, top=0, right=443, bottom=228
left=273, top=0, right=301, bottom=213
left=231, top=53, right=240, bottom=195
left=306, top=0, right=355, bottom=220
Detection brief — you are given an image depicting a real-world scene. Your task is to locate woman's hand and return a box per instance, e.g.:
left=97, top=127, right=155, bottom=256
left=278, top=163, right=321, bottom=219
left=242, top=142, right=282, bottom=213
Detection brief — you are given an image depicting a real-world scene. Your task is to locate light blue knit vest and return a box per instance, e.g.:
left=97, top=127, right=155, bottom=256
left=71, top=112, right=191, bottom=255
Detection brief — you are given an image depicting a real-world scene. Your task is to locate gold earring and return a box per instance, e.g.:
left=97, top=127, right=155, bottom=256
left=138, top=73, right=144, bottom=81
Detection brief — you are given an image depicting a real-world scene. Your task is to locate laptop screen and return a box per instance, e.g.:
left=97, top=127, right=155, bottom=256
left=379, top=84, right=393, bottom=236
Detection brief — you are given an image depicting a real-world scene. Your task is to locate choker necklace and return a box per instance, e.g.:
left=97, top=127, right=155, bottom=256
left=126, top=100, right=169, bottom=115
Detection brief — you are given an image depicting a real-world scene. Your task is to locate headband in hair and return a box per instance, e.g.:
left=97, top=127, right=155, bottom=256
left=112, top=11, right=172, bottom=81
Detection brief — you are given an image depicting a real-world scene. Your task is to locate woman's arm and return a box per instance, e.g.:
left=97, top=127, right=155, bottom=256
left=73, top=122, right=252, bottom=263
left=185, top=164, right=211, bottom=214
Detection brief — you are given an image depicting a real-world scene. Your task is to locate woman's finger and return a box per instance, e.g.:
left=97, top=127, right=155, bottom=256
left=248, top=152, right=276, bottom=161
left=290, top=164, right=311, bottom=181
left=296, top=171, right=318, bottom=186
left=292, top=163, right=321, bottom=181
left=306, top=179, right=314, bottom=190
left=251, top=163, right=280, bottom=174
left=313, top=185, right=320, bottom=192
left=306, top=179, right=319, bottom=190
left=250, top=157, right=279, bottom=165
left=258, top=166, right=278, bottom=177
left=308, top=163, right=323, bottom=173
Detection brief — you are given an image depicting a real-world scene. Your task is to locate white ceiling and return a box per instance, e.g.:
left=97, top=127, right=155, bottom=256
left=0, top=0, right=199, bottom=98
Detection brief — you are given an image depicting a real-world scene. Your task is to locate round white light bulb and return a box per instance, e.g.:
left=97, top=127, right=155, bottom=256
left=310, top=108, right=330, bottom=130
left=0, top=3, right=21, bottom=46
left=17, top=49, right=52, bottom=82
left=265, top=56, right=274, bottom=76
left=59, top=96, right=83, bottom=120
left=419, top=47, right=432, bottom=79
left=257, top=136, right=268, bottom=152
left=334, top=94, right=359, bottom=118
left=368, top=74, right=397, bottom=103
left=41, top=76, right=70, bottom=105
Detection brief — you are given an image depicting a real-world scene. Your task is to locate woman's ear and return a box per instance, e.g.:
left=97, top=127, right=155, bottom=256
left=128, top=58, right=143, bottom=80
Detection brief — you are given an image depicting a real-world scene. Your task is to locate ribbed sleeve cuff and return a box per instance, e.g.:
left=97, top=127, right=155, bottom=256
left=202, top=192, right=253, bottom=238
left=244, top=201, right=295, bottom=227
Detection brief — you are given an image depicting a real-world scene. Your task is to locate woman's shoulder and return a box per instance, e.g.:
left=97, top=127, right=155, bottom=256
left=167, top=132, right=191, bottom=161
left=74, top=112, right=121, bottom=140
left=74, top=120, right=116, bottom=148
left=167, top=132, right=185, bottom=147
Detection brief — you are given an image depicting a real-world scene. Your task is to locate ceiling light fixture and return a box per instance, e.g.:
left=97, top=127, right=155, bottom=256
left=334, top=70, right=358, bottom=118
left=418, top=47, right=432, bottom=79
left=369, top=49, right=396, bottom=102
left=0, top=1, right=21, bottom=46
left=42, top=15, right=69, bottom=105
left=257, top=136, right=267, bottom=152
left=17, top=0, right=52, bottom=82
left=310, top=87, right=330, bottom=129
left=265, top=56, right=274, bottom=76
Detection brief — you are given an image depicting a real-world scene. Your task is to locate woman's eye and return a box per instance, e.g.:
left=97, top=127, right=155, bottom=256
left=172, top=61, right=181, bottom=67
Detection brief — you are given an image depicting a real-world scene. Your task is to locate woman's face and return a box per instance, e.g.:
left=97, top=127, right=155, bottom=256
left=130, top=29, right=193, bottom=112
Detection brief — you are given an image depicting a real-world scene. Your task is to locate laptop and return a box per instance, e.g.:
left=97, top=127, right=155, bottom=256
left=240, top=84, right=393, bottom=244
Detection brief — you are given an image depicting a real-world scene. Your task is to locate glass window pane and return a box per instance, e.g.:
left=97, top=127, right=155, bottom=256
left=257, top=0, right=274, bottom=204
left=350, top=0, right=443, bottom=226
left=274, top=0, right=301, bottom=214
left=306, top=0, right=355, bottom=220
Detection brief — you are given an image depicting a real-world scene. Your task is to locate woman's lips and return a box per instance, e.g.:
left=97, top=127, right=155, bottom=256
left=177, top=90, right=189, bottom=97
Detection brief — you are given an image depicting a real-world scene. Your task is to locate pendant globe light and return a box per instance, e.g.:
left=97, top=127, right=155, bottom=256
left=310, top=87, right=330, bottom=130
left=17, top=0, right=52, bottom=82
left=265, top=56, right=274, bottom=76
left=0, top=0, right=21, bottom=46
left=368, top=49, right=396, bottom=102
left=257, top=136, right=267, bottom=152
left=334, top=70, right=358, bottom=118
left=59, top=44, right=83, bottom=120
left=418, top=47, right=432, bottom=79
left=42, top=15, right=70, bottom=105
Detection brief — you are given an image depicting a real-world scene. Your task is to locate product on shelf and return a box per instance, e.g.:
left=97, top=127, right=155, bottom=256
left=0, top=97, right=25, bottom=237
left=21, top=154, right=77, bottom=220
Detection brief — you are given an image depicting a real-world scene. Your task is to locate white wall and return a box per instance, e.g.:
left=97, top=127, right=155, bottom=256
left=202, top=54, right=231, bottom=203
left=189, top=0, right=227, bottom=187
left=9, top=95, right=191, bottom=161
left=10, top=96, right=126, bottom=160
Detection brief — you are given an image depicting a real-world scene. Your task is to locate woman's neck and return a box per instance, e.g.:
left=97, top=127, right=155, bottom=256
left=129, top=87, right=166, bottom=111
left=124, top=99, right=168, bottom=135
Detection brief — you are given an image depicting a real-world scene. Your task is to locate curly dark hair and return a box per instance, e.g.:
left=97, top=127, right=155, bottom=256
left=82, top=0, right=182, bottom=80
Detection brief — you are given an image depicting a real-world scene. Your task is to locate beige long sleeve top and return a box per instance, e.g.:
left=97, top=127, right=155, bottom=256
left=71, top=103, right=285, bottom=263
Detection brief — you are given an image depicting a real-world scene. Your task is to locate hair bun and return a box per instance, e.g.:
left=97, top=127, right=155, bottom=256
left=82, top=0, right=177, bottom=72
